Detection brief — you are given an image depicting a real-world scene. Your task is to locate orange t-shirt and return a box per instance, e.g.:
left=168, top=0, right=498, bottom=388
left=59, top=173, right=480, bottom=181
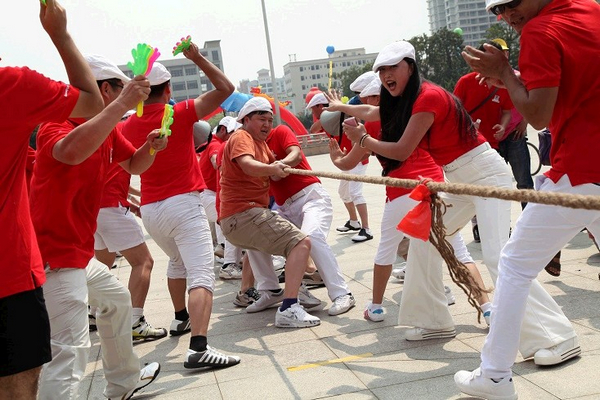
left=218, top=130, right=275, bottom=221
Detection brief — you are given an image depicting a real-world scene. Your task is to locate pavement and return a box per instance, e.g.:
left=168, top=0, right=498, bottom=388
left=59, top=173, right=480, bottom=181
left=78, top=140, right=600, bottom=400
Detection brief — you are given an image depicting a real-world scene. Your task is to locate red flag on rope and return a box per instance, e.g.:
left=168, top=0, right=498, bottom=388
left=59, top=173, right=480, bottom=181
left=397, top=183, right=432, bottom=241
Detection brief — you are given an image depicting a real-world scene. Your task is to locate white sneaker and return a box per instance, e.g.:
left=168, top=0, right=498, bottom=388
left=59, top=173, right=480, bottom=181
left=351, top=228, right=373, bottom=242
left=445, top=285, right=455, bottom=306
left=454, top=367, right=517, bottom=400
left=219, top=263, right=242, bottom=280
left=110, top=362, right=161, bottom=400
left=298, top=283, right=321, bottom=308
left=275, top=303, right=320, bottom=328
left=391, top=263, right=406, bottom=281
left=246, top=289, right=284, bottom=313
left=336, top=220, right=361, bottom=232
left=363, top=302, right=385, bottom=322
left=533, top=336, right=581, bottom=366
left=184, top=345, right=240, bottom=369
left=328, top=294, right=356, bottom=316
left=132, top=316, right=167, bottom=341
left=213, top=243, right=225, bottom=258
left=405, top=327, right=456, bottom=341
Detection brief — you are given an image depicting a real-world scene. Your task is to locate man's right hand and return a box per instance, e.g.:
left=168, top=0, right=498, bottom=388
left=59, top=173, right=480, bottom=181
left=117, top=76, right=151, bottom=110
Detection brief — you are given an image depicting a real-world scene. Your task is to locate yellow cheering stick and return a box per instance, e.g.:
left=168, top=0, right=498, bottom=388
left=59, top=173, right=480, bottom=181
left=150, top=104, right=174, bottom=155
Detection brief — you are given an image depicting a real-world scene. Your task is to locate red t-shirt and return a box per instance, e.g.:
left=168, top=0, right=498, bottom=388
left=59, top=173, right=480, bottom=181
left=198, top=135, right=224, bottom=192
left=121, top=100, right=205, bottom=205
left=454, top=72, right=513, bottom=149
left=25, top=146, right=36, bottom=191
left=218, top=130, right=275, bottom=221
left=30, top=120, right=136, bottom=269
left=266, top=125, right=320, bottom=206
left=519, top=0, right=600, bottom=185
left=99, top=122, right=132, bottom=208
left=0, top=66, right=79, bottom=298
left=415, top=82, right=487, bottom=166
left=215, top=141, right=227, bottom=216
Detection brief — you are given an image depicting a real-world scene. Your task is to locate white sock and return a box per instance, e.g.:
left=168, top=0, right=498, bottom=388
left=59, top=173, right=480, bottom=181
left=480, top=302, right=492, bottom=314
left=369, top=302, right=382, bottom=311
left=132, top=307, right=144, bottom=325
left=349, top=220, right=360, bottom=228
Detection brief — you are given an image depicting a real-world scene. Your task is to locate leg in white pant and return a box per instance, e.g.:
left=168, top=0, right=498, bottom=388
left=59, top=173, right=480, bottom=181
left=481, top=175, right=599, bottom=379
left=246, top=250, right=279, bottom=291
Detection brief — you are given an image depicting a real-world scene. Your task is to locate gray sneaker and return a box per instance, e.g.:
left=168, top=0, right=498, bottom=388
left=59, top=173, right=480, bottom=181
left=328, top=294, right=356, bottom=316
left=298, top=283, right=321, bottom=308
left=219, top=263, right=242, bottom=280
left=233, top=287, right=261, bottom=307
left=246, top=289, right=284, bottom=313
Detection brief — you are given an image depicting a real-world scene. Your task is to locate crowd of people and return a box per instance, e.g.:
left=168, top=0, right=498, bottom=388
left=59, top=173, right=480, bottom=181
left=2, top=0, right=599, bottom=399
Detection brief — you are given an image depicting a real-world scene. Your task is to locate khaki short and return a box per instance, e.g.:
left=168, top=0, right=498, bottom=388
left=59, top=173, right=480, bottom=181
left=220, top=208, right=306, bottom=258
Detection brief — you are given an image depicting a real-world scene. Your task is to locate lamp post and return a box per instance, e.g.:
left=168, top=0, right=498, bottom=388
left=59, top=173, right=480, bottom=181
left=260, top=0, right=282, bottom=125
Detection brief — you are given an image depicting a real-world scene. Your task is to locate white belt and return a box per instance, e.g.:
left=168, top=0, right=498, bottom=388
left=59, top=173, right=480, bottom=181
left=283, top=183, right=318, bottom=207
left=443, top=142, right=491, bottom=172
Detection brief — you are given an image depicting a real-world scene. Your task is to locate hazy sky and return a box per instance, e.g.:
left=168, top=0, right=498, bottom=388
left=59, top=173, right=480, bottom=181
left=2, top=1, right=431, bottom=87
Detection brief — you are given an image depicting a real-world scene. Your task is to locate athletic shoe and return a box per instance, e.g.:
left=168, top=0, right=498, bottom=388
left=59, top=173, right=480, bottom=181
left=132, top=316, right=168, bottom=341
left=233, top=287, right=261, bottom=307
left=277, top=269, right=286, bottom=283
left=472, top=224, right=481, bottom=243
left=328, top=294, right=356, bottom=316
left=352, top=228, right=373, bottom=242
left=454, top=367, right=517, bottom=400
left=246, top=289, right=284, bottom=313
left=336, top=220, right=361, bottom=233
left=302, top=270, right=325, bottom=287
left=219, top=263, right=242, bottom=280
left=445, top=285, right=456, bottom=306
left=89, top=314, right=97, bottom=332
left=391, top=263, right=406, bottom=281
left=363, top=302, right=385, bottom=322
left=298, top=283, right=321, bottom=308
left=184, top=345, right=240, bottom=369
left=110, top=362, right=161, bottom=400
left=275, top=303, right=321, bottom=328
left=214, top=243, right=225, bottom=258
left=405, top=327, right=457, bottom=341
left=533, top=337, right=581, bottom=366
left=169, top=318, right=191, bottom=336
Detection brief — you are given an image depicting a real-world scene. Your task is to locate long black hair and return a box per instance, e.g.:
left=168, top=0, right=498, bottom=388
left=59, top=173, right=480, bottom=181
left=377, top=58, right=477, bottom=175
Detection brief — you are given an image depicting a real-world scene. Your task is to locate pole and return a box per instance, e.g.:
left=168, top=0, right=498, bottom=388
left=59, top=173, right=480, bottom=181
left=260, top=0, right=282, bottom=125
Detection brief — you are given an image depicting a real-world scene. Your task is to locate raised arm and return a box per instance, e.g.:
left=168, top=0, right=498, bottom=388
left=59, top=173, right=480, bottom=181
left=323, top=90, right=380, bottom=122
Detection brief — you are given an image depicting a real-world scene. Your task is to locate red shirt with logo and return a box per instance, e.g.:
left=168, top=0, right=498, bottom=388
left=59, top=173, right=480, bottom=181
left=1, top=67, right=79, bottom=298
left=198, top=135, right=224, bottom=192
left=30, top=120, right=136, bottom=269
left=121, top=100, right=205, bottom=205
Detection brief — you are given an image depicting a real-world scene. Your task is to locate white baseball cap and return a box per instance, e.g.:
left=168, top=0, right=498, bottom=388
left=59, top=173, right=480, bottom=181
left=236, top=97, right=273, bottom=122
left=485, top=0, right=512, bottom=11
left=147, top=63, right=171, bottom=85
left=85, top=54, right=130, bottom=82
left=359, top=77, right=381, bottom=98
left=373, top=41, right=416, bottom=72
left=349, top=71, right=377, bottom=93
left=305, top=92, right=328, bottom=110
left=218, top=116, right=242, bottom=133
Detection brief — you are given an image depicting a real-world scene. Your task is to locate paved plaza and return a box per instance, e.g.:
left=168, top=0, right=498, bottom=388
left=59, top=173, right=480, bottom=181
left=78, top=142, right=600, bottom=399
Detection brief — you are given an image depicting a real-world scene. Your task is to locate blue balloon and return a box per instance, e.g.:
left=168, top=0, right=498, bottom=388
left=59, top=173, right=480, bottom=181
left=326, top=45, right=335, bottom=54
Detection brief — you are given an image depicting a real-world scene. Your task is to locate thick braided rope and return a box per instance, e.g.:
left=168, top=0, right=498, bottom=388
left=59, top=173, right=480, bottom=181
left=285, top=168, right=600, bottom=210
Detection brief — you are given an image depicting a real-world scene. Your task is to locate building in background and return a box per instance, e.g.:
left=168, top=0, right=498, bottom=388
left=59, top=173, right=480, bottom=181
left=119, top=40, right=224, bottom=103
left=427, top=0, right=498, bottom=47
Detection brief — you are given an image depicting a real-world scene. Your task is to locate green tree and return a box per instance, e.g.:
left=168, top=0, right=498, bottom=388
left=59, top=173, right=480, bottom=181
left=485, top=22, right=521, bottom=68
left=296, top=111, right=313, bottom=130
left=332, top=62, right=373, bottom=98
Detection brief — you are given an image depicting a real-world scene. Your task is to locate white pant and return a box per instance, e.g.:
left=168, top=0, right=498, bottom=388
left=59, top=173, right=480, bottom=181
left=481, top=174, right=599, bottom=379
left=141, top=192, right=215, bottom=292
left=40, top=259, right=139, bottom=399
left=275, top=183, right=349, bottom=300
left=94, top=205, right=145, bottom=252
left=338, top=162, right=367, bottom=205
left=200, top=189, right=225, bottom=245
left=400, top=144, right=575, bottom=356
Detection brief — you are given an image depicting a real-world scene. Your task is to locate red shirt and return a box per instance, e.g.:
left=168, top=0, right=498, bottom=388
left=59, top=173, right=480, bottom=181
left=121, top=100, right=205, bottom=205
left=198, top=135, right=224, bottom=192
left=99, top=122, right=132, bottom=208
left=454, top=72, right=513, bottom=149
left=415, top=82, right=487, bottom=166
left=266, top=125, right=320, bottom=206
left=30, top=120, right=136, bottom=269
left=519, top=0, right=600, bottom=185
left=219, top=130, right=275, bottom=220
left=215, top=141, right=227, bottom=215
left=0, top=66, right=79, bottom=298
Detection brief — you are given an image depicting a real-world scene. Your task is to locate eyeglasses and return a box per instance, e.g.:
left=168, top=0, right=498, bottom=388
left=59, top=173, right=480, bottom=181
left=110, top=82, right=125, bottom=91
left=490, top=0, right=522, bottom=15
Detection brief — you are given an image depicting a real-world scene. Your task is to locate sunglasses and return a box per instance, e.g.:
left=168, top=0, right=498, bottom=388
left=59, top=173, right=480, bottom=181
left=490, top=0, right=522, bottom=15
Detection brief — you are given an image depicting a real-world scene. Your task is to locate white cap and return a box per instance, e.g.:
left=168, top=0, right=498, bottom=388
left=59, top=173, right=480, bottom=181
left=373, top=41, right=416, bottom=72
left=305, top=92, right=328, bottom=110
left=349, top=71, right=377, bottom=93
left=85, top=54, right=130, bottom=82
left=485, top=0, right=512, bottom=11
left=193, top=120, right=212, bottom=148
left=237, top=97, right=273, bottom=122
left=359, top=77, right=381, bottom=98
left=218, top=116, right=242, bottom=133
left=319, top=110, right=342, bottom=137
left=147, top=63, right=171, bottom=85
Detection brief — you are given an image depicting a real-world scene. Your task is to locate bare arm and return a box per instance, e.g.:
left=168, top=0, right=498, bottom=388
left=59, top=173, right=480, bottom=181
left=462, top=44, right=558, bottom=130
left=328, top=138, right=369, bottom=171
left=277, top=145, right=303, bottom=168
left=323, top=91, right=380, bottom=121
left=309, top=119, right=323, bottom=133
left=119, top=129, right=168, bottom=175
left=493, top=109, right=512, bottom=141
left=235, top=154, right=289, bottom=179
left=40, top=0, right=103, bottom=118
left=183, top=42, right=234, bottom=119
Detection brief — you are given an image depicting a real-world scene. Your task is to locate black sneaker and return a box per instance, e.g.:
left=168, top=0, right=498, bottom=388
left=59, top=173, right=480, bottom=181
left=336, top=220, right=361, bottom=233
left=184, top=346, right=240, bottom=369
left=352, top=228, right=373, bottom=242
left=472, top=224, right=481, bottom=243
left=277, top=269, right=285, bottom=283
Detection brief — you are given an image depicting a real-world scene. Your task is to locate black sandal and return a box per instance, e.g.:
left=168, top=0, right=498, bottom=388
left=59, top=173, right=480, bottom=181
left=544, top=251, right=561, bottom=277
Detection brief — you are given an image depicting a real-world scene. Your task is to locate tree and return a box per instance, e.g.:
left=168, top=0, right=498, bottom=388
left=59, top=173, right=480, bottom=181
left=485, top=22, right=521, bottom=68
left=332, top=62, right=373, bottom=98
left=296, top=111, right=313, bottom=130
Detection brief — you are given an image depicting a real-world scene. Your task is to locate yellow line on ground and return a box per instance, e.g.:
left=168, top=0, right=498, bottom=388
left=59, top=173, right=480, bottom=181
left=287, top=353, right=373, bottom=372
